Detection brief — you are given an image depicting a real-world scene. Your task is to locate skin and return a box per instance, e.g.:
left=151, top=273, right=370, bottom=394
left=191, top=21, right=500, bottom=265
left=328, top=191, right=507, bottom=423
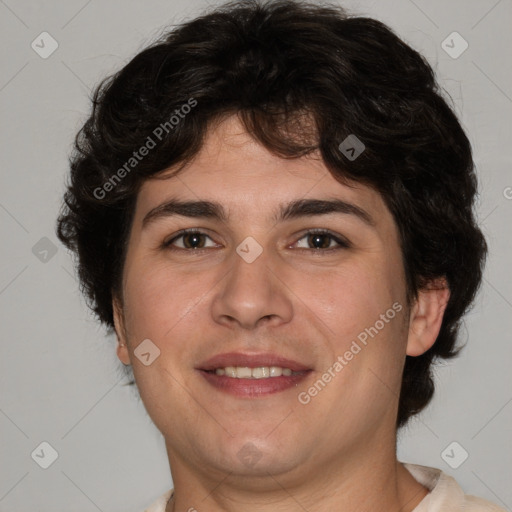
left=113, top=114, right=450, bottom=512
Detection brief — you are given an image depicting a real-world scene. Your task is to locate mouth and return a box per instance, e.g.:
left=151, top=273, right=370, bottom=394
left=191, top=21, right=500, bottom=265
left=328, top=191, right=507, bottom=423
left=204, top=366, right=303, bottom=378
left=196, top=352, right=313, bottom=398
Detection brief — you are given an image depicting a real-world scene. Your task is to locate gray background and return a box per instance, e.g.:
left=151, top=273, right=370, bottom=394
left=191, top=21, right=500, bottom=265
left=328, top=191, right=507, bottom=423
left=1, top=0, right=511, bottom=511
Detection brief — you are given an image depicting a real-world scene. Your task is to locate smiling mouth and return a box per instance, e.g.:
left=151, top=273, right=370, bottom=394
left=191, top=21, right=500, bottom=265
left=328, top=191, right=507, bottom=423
left=196, top=351, right=313, bottom=397
left=205, top=366, right=303, bottom=378
left=198, top=367, right=312, bottom=397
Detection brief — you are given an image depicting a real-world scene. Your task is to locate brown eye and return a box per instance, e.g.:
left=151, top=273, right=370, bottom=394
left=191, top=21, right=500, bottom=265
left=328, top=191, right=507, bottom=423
left=164, top=230, right=217, bottom=250
left=294, top=230, right=350, bottom=251
left=180, top=232, right=206, bottom=249
left=307, top=233, right=333, bottom=249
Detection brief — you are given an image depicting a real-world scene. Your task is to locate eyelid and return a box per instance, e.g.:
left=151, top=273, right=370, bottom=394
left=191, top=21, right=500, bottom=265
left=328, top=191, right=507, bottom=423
left=163, top=228, right=350, bottom=252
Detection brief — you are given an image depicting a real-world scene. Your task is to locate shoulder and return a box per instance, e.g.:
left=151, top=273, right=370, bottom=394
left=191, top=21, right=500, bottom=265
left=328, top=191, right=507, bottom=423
left=143, top=489, right=173, bottom=512
left=402, top=462, right=507, bottom=512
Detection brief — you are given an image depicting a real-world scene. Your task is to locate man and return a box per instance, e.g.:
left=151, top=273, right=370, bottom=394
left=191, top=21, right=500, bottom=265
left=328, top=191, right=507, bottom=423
left=56, top=1, right=504, bottom=510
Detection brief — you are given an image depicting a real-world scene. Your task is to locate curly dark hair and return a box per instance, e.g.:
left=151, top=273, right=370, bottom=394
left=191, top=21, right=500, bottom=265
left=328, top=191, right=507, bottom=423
left=56, top=0, right=487, bottom=430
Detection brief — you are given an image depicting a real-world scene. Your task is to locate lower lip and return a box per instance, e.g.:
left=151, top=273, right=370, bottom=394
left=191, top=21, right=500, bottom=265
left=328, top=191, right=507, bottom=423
left=198, top=370, right=312, bottom=397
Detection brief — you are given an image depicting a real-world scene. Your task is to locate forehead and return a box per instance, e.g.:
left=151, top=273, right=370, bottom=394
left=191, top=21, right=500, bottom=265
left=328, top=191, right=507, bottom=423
left=134, top=114, right=388, bottom=222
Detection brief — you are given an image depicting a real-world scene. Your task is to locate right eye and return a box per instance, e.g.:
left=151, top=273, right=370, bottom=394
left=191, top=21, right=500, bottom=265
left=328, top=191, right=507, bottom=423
left=162, top=229, right=219, bottom=251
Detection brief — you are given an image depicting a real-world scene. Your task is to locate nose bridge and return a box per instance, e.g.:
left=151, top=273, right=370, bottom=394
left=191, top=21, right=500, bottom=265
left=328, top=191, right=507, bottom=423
left=211, top=239, right=293, bottom=329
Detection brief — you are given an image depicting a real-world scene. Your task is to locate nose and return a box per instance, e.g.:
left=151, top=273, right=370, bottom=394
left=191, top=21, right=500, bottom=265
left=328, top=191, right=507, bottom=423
left=210, top=244, right=294, bottom=330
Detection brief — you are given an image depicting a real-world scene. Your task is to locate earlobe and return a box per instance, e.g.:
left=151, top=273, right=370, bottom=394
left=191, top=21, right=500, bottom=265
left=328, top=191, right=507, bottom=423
left=112, top=296, right=131, bottom=365
left=406, top=278, right=450, bottom=357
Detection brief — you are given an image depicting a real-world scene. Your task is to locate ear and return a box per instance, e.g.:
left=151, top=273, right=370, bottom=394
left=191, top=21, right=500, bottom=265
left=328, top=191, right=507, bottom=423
left=112, top=295, right=131, bottom=365
left=406, top=278, right=450, bottom=357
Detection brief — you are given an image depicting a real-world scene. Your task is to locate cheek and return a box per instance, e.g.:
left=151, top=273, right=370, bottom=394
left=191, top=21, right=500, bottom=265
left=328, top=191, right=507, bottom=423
left=121, top=264, right=206, bottom=424
left=122, top=261, right=198, bottom=341
left=295, top=259, right=402, bottom=341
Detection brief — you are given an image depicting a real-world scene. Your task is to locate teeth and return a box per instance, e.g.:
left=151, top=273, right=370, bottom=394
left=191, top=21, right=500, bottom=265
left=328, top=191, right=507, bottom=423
left=213, top=366, right=298, bottom=378
left=236, top=366, right=252, bottom=378
left=269, top=366, right=282, bottom=377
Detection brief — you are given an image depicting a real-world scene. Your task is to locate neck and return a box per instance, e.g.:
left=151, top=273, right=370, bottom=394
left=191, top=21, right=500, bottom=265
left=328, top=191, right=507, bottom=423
left=164, top=439, right=429, bottom=512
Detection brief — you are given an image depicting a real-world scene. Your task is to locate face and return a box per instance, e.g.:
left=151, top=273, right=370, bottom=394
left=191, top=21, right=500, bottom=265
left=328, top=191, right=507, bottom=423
left=113, top=114, right=442, bottom=486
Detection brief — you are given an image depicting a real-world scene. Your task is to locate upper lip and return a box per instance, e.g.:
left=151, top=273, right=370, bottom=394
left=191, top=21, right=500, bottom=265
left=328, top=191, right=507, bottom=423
left=197, top=352, right=312, bottom=372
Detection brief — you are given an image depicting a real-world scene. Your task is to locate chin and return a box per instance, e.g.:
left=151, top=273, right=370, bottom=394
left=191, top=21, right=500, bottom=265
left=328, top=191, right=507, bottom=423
left=211, top=437, right=305, bottom=477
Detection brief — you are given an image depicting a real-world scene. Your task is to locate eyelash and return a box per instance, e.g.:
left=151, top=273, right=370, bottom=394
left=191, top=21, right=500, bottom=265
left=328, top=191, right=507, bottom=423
left=162, top=228, right=350, bottom=254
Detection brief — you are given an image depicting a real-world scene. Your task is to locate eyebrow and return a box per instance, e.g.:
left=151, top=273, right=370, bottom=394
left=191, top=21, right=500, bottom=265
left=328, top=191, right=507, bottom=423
left=142, top=197, right=375, bottom=229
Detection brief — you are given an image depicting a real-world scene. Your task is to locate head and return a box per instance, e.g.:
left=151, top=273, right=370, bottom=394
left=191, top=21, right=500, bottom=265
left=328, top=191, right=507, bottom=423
left=56, top=0, right=486, bottom=481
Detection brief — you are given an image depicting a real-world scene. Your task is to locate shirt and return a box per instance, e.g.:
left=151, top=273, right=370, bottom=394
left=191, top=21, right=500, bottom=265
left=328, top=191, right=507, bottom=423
left=143, top=462, right=507, bottom=511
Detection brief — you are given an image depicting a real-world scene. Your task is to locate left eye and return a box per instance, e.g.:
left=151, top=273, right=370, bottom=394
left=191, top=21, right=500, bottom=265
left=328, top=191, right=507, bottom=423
left=293, top=230, right=349, bottom=251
